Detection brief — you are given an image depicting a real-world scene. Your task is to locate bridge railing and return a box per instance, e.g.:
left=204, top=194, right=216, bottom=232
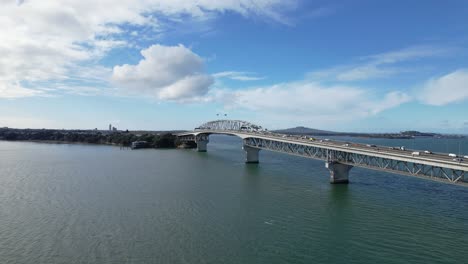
left=243, top=137, right=467, bottom=185
left=178, top=129, right=468, bottom=184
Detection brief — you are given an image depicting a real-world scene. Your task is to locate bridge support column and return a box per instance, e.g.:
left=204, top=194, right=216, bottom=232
left=196, top=140, right=208, bottom=152
left=243, top=145, right=260, bottom=163
left=326, top=162, right=352, bottom=184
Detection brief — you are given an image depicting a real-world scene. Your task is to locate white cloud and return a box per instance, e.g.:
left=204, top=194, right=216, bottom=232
left=419, top=69, right=468, bottom=106
left=216, top=81, right=411, bottom=126
left=338, top=65, right=400, bottom=81
left=158, top=75, right=214, bottom=101
left=213, top=71, right=265, bottom=81
left=365, top=46, right=450, bottom=64
left=112, top=44, right=213, bottom=100
left=0, top=81, right=43, bottom=99
left=0, top=0, right=294, bottom=99
left=308, top=45, right=452, bottom=82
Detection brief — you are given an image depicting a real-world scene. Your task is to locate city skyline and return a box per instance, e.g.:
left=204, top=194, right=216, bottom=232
left=1, top=0, right=468, bottom=133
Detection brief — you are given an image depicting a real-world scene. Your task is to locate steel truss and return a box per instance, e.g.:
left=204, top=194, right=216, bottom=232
left=243, top=137, right=467, bottom=185
left=196, top=120, right=262, bottom=131
left=178, top=134, right=208, bottom=142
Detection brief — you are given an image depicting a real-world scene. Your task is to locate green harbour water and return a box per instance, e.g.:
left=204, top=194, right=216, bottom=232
left=0, top=135, right=467, bottom=263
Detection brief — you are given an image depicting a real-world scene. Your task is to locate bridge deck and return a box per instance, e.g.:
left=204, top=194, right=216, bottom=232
left=179, top=130, right=467, bottom=167
left=178, top=130, right=468, bottom=185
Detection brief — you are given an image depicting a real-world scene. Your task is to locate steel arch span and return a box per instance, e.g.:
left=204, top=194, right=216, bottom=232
left=195, top=120, right=262, bottom=131
left=177, top=119, right=468, bottom=186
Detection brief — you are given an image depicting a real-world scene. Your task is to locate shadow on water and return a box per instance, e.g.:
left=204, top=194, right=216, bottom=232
left=243, top=163, right=262, bottom=175
left=327, top=183, right=352, bottom=228
left=241, top=163, right=262, bottom=194
left=328, top=184, right=350, bottom=210
left=322, top=184, right=354, bottom=260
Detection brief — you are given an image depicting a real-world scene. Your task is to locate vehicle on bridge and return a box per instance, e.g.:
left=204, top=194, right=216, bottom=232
left=177, top=119, right=468, bottom=186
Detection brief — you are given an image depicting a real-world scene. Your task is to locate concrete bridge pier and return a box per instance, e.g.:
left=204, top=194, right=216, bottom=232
left=196, top=140, right=209, bottom=152
left=243, top=145, right=260, bottom=163
left=326, top=161, right=353, bottom=184
left=194, top=134, right=210, bottom=152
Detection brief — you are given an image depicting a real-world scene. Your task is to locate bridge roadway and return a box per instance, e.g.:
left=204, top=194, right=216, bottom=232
left=178, top=129, right=468, bottom=186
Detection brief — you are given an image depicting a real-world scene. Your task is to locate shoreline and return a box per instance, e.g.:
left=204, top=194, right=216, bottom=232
left=0, top=139, right=179, bottom=149
left=0, top=128, right=179, bottom=148
left=0, top=139, right=124, bottom=147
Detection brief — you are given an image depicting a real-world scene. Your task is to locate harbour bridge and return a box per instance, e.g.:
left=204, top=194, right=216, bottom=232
left=177, top=120, right=468, bottom=185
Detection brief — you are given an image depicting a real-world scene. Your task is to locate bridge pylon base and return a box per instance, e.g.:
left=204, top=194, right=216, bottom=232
left=196, top=140, right=208, bottom=152
left=243, top=145, right=260, bottom=163
left=326, top=162, right=352, bottom=184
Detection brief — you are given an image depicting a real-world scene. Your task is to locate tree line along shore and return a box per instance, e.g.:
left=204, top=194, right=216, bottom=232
left=0, top=128, right=185, bottom=148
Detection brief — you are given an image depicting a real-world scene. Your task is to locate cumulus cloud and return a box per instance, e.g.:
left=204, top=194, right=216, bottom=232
left=112, top=44, right=213, bottom=100
left=419, top=69, right=468, bottom=106
left=216, top=81, right=411, bottom=124
left=0, top=0, right=294, bottom=98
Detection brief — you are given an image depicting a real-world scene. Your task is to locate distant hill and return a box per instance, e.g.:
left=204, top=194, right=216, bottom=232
left=271, top=127, right=461, bottom=139
left=272, top=126, right=337, bottom=135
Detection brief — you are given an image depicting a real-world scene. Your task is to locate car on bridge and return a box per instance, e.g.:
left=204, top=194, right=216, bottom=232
left=182, top=119, right=468, bottom=185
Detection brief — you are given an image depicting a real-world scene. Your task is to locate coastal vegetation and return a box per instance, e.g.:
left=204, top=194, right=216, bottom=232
left=0, top=128, right=179, bottom=148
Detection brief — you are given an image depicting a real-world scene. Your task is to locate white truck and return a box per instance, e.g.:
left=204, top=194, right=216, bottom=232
left=412, top=152, right=420, bottom=156
left=448, top=153, right=457, bottom=158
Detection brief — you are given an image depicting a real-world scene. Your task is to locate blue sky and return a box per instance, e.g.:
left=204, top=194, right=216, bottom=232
left=1, top=0, right=468, bottom=133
